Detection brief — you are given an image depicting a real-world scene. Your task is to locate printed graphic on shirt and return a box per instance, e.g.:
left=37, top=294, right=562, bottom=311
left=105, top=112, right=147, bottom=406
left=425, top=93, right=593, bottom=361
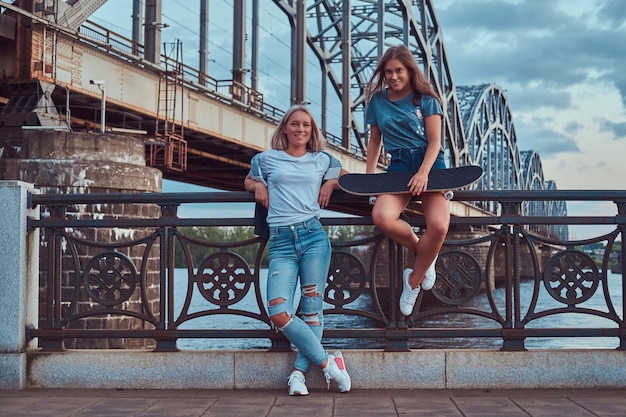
left=415, top=107, right=425, bottom=136
left=415, top=107, right=424, bottom=136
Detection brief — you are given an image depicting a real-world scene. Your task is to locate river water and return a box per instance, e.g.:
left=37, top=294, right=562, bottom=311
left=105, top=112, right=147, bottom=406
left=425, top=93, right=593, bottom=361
left=173, top=268, right=623, bottom=351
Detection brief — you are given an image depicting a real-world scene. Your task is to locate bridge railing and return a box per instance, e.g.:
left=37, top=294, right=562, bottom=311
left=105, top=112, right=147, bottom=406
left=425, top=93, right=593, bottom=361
left=77, top=20, right=288, bottom=126
left=26, top=190, right=626, bottom=353
left=73, top=19, right=375, bottom=163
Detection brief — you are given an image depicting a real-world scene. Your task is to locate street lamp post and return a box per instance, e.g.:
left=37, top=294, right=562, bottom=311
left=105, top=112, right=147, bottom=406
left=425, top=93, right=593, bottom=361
left=90, top=80, right=106, bottom=133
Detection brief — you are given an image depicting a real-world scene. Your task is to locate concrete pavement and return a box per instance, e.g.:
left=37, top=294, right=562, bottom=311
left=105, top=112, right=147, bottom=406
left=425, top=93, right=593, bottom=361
left=2, top=388, right=626, bottom=416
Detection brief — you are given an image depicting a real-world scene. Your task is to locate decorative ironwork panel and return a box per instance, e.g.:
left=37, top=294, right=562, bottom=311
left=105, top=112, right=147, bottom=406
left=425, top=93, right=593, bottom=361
left=326, top=251, right=366, bottom=306
left=196, top=252, right=252, bottom=307
left=83, top=251, right=138, bottom=306
left=543, top=250, right=599, bottom=305
left=432, top=250, right=482, bottom=305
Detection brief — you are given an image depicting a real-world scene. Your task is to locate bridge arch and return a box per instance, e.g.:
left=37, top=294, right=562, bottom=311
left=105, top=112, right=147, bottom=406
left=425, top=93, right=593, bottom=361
left=454, top=85, right=566, bottom=239
left=292, top=1, right=559, bottom=217
left=457, top=83, right=522, bottom=189
left=0, top=0, right=568, bottom=238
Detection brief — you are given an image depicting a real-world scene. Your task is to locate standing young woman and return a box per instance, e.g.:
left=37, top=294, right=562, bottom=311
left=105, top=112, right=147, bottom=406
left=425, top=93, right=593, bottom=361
left=244, top=105, right=351, bottom=396
left=364, top=45, right=450, bottom=316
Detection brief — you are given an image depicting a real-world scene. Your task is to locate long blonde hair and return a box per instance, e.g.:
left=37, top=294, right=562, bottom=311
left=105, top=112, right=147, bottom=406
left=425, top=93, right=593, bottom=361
left=270, top=105, right=326, bottom=152
left=366, top=44, right=441, bottom=106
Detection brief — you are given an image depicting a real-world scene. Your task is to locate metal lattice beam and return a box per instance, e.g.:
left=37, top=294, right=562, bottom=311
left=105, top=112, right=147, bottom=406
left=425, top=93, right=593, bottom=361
left=271, top=1, right=566, bottom=238
left=2, top=0, right=567, bottom=237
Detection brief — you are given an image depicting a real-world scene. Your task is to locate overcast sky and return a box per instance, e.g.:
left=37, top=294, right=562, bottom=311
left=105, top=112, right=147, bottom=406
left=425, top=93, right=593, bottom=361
left=435, top=0, right=626, bottom=238
left=90, top=0, right=626, bottom=239
left=438, top=0, right=626, bottom=184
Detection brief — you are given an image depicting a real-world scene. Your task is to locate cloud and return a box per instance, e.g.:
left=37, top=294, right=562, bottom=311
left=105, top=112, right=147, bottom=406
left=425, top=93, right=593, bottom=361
left=598, top=118, right=626, bottom=139
left=438, top=0, right=626, bottom=106
left=515, top=125, right=580, bottom=156
left=564, top=121, right=584, bottom=135
left=596, top=0, right=626, bottom=29
left=503, top=84, right=572, bottom=112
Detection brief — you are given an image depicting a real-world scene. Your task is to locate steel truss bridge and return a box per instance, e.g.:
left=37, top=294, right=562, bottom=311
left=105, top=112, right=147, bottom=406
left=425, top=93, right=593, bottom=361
left=0, top=0, right=567, bottom=239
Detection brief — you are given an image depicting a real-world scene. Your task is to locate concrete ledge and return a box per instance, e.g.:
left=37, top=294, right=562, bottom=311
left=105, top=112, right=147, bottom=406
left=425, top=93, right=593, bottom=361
left=20, top=349, right=626, bottom=390
left=0, top=353, right=26, bottom=390
left=28, top=351, right=234, bottom=389
left=446, top=349, right=626, bottom=389
left=235, top=350, right=445, bottom=389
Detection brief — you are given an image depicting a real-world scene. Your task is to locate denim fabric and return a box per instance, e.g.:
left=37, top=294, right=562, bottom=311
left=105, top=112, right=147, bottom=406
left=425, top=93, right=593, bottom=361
left=388, top=147, right=446, bottom=172
left=266, top=217, right=331, bottom=372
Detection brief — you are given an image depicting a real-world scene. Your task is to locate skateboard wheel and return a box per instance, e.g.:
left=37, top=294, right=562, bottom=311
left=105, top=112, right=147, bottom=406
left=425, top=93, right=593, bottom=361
left=443, top=190, right=454, bottom=200
left=368, top=196, right=377, bottom=205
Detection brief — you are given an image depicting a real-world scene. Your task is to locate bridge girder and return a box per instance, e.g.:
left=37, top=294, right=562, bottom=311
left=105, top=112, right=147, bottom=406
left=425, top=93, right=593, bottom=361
left=0, top=0, right=568, bottom=238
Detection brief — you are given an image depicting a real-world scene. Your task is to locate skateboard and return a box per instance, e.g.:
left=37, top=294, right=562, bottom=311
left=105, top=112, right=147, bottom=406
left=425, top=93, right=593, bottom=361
left=338, top=165, right=483, bottom=200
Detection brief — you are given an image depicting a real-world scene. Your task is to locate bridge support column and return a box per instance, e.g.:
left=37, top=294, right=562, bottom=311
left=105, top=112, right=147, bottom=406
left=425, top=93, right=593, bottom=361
left=0, top=130, right=163, bottom=349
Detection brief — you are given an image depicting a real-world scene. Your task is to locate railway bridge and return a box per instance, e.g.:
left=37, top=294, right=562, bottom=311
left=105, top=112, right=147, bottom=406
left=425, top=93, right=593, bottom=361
left=0, top=0, right=566, bottom=239
left=7, top=2, right=626, bottom=394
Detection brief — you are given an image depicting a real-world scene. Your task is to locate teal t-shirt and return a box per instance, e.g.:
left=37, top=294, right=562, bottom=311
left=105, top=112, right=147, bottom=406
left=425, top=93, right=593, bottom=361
left=365, top=90, right=443, bottom=150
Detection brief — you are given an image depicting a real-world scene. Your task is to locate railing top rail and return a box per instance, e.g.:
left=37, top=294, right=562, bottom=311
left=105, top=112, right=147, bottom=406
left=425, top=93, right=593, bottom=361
left=452, top=190, right=626, bottom=201
left=29, top=189, right=626, bottom=207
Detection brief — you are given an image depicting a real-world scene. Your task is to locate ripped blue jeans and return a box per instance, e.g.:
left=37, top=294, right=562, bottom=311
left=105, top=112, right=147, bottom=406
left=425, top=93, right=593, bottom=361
left=266, top=216, right=331, bottom=373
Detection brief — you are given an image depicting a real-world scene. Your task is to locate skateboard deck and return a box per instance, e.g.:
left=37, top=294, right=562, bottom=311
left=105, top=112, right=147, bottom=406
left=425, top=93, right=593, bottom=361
left=338, top=165, right=483, bottom=198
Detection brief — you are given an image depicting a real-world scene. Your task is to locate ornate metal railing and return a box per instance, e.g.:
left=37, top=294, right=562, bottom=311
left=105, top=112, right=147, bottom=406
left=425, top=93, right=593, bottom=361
left=27, top=190, right=626, bottom=352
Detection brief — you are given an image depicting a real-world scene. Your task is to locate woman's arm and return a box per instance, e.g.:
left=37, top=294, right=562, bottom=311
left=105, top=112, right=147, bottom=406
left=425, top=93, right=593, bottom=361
left=318, top=168, right=349, bottom=208
left=365, top=125, right=383, bottom=174
left=408, top=114, right=442, bottom=195
left=244, top=174, right=269, bottom=209
left=419, top=114, right=443, bottom=174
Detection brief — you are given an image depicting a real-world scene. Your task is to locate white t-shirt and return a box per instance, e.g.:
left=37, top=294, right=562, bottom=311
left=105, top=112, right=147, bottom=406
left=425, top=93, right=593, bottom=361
left=249, top=149, right=342, bottom=226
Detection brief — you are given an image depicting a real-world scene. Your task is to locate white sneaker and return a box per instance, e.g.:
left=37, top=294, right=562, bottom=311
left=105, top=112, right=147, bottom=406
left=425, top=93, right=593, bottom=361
left=399, top=268, right=420, bottom=316
left=287, top=370, right=309, bottom=396
left=421, top=255, right=438, bottom=291
left=323, top=351, right=351, bottom=392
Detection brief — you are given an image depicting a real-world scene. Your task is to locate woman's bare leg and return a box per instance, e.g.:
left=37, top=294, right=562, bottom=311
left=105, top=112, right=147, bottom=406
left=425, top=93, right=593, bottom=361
left=371, top=193, right=417, bottom=250
left=372, top=192, right=450, bottom=289
left=409, top=192, right=450, bottom=288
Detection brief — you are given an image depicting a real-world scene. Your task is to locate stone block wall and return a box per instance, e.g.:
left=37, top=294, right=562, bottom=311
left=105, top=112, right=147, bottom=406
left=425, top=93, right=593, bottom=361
left=0, top=130, right=163, bottom=349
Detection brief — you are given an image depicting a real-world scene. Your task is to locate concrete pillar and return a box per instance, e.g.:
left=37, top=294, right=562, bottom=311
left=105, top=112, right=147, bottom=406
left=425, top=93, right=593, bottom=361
left=0, top=181, right=39, bottom=389
left=0, top=130, right=163, bottom=349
